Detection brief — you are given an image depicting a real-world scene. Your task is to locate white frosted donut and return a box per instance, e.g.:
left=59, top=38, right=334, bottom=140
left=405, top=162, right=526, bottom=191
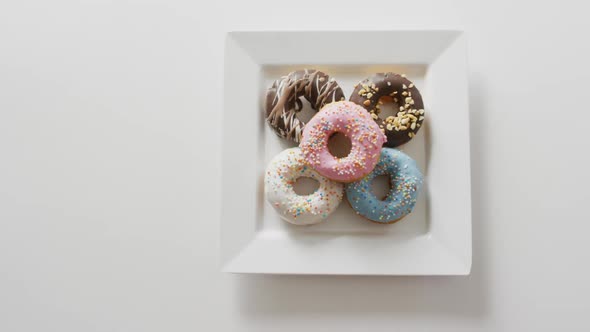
left=264, top=148, right=344, bottom=225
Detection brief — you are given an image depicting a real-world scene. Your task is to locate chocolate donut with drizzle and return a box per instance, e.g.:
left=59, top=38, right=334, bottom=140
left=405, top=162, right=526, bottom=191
left=349, top=73, right=425, bottom=147
left=265, top=69, right=345, bottom=143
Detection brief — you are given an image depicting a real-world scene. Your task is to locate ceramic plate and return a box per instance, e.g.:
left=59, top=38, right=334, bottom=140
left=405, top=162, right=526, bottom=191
left=220, top=31, right=471, bottom=275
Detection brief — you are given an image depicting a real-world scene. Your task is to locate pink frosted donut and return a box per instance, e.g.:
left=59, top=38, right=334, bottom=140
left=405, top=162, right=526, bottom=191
left=300, top=101, right=387, bottom=182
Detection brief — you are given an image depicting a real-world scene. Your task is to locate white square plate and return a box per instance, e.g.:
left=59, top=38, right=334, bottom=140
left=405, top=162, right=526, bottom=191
left=220, top=31, right=471, bottom=275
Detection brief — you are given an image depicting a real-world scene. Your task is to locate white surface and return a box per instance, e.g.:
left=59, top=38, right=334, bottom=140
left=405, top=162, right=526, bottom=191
left=222, top=31, right=471, bottom=275
left=1, top=0, right=589, bottom=331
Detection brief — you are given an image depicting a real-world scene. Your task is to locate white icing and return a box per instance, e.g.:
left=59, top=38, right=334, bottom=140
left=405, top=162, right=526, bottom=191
left=264, top=148, right=343, bottom=225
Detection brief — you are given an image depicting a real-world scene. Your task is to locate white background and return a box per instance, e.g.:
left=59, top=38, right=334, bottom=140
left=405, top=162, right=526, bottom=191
left=1, top=0, right=589, bottom=331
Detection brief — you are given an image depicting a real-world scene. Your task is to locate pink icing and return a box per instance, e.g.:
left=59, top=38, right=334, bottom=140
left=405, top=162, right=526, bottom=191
left=300, top=101, right=387, bottom=182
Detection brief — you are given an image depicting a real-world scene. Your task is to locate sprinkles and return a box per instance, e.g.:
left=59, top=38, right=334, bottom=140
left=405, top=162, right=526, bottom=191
left=264, top=148, right=344, bottom=225
left=299, top=101, right=387, bottom=182
left=345, top=148, right=423, bottom=224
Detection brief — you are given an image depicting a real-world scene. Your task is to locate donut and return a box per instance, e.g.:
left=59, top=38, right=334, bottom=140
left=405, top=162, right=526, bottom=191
left=265, top=69, right=345, bottom=143
left=300, top=101, right=387, bottom=183
left=264, top=148, right=344, bottom=225
left=345, top=148, right=423, bottom=224
left=349, top=73, right=425, bottom=147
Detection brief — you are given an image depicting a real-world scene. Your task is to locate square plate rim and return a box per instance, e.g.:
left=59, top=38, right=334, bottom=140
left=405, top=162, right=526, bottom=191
left=220, top=29, right=471, bottom=275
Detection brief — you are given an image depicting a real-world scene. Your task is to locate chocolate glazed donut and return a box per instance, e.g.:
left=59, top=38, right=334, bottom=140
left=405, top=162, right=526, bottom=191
left=266, top=69, right=345, bottom=143
left=350, top=73, right=425, bottom=147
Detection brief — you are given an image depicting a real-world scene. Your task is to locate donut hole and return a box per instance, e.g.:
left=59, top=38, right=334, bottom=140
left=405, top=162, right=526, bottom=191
left=295, top=97, right=316, bottom=124
left=371, top=174, right=392, bottom=201
left=377, top=96, right=401, bottom=119
left=293, top=176, right=320, bottom=196
left=327, top=132, right=352, bottom=158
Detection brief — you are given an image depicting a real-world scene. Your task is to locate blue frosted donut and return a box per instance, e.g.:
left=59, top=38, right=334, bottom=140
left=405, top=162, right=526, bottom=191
left=345, top=148, right=423, bottom=224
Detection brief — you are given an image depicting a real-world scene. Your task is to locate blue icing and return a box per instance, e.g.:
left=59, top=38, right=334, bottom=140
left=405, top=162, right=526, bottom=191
left=345, top=148, right=423, bottom=223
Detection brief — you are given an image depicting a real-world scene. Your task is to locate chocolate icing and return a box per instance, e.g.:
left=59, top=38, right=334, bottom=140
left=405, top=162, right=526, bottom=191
left=265, top=69, right=345, bottom=143
left=349, top=73, right=425, bottom=147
